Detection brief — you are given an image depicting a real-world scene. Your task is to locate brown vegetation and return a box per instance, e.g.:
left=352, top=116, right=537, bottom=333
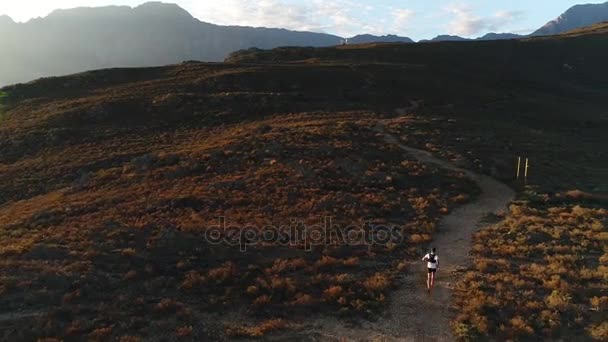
left=1, top=26, right=606, bottom=339
left=0, top=65, right=478, bottom=340
left=453, top=199, right=607, bottom=341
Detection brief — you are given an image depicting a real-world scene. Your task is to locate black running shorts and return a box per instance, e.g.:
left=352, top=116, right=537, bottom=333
left=427, top=268, right=437, bottom=273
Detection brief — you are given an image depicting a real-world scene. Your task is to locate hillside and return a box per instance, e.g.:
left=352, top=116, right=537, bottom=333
left=533, top=1, right=608, bottom=36
left=0, top=2, right=342, bottom=87
left=0, top=26, right=607, bottom=341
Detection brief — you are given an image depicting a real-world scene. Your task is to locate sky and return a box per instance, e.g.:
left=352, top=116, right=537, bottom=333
left=1, top=0, right=605, bottom=40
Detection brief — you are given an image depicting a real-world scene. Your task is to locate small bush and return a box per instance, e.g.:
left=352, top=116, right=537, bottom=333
left=207, top=262, right=236, bottom=283
left=226, top=319, right=287, bottom=338
left=363, top=273, right=391, bottom=293
left=588, top=321, right=608, bottom=341
left=323, top=286, right=343, bottom=301
left=290, top=293, right=315, bottom=306
left=175, top=326, right=193, bottom=338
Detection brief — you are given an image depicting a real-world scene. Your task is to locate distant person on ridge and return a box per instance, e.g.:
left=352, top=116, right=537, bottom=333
left=422, top=248, right=438, bottom=293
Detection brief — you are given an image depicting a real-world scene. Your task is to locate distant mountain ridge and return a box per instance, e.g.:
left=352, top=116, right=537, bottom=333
left=427, top=1, right=608, bottom=41
left=2, top=1, right=608, bottom=86
left=422, top=33, right=523, bottom=42
left=0, top=2, right=342, bottom=86
left=533, top=1, right=608, bottom=36
left=347, top=34, right=414, bottom=44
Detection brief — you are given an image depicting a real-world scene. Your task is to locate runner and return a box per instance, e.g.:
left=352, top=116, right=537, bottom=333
left=422, top=248, right=438, bottom=293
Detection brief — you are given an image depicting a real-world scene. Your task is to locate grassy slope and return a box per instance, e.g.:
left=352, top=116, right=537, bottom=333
left=0, top=26, right=606, bottom=340
left=227, top=24, right=608, bottom=192
left=0, top=90, right=7, bottom=120
left=454, top=198, right=607, bottom=341
left=0, top=65, right=480, bottom=340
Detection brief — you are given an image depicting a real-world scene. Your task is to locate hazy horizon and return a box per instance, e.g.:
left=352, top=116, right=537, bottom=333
left=1, top=0, right=606, bottom=41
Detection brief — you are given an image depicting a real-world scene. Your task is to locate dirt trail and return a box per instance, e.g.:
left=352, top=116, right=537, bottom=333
left=306, top=121, right=515, bottom=341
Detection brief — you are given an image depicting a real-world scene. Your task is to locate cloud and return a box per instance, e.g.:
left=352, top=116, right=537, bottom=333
left=445, top=3, right=524, bottom=36
left=183, top=0, right=312, bottom=31
left=392, top=8, right=415, bottom=33
left=183, top=0, right=413, bottom=38
left=2, top=0, right=416, bottom=38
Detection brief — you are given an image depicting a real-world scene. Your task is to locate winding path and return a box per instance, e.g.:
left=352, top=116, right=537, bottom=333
left=307, top=120, right=515, bottom=341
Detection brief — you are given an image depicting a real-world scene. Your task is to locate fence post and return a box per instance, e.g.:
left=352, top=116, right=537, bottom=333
left=524, top=158, right=529, bottom=182
left=516, top=156, right=521, bottom=179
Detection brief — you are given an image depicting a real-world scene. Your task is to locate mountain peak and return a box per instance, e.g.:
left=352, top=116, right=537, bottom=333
left=134, top=1, right=193, bottom=19
left=0, top=15, right=14, bottom=22
left=0, top=15, right=15, bottom=25
left=44, top=2, right=193, bottom=21
left=532, top=1, right=608, bottom=36
left=429, top=35, right=468, bottom=42
left=477, top=32, right=522, bottom=41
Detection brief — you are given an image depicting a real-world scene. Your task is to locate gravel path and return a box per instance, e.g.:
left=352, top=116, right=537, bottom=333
left=304, top=121, right=515, bottom=341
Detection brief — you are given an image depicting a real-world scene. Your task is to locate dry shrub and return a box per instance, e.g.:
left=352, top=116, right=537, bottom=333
left=175, top=326, right=193, bottom=338
left=540, top=310, right=560, bottom=329
left=410, top=234, right=424, bottom=243
left=332, top=273, right=352, bottom=284
left=207, top=261, right=236, bottom=283
left=252, top=294, right=271, bottom=308
left=62, top=289, right=81, bottom=304
left=590, top=296, right=608, bottom=311
left=453, top=322, right=474, bottom=341
left=351, top=299, right=366, bottom=311
left=155, top=298, right=181, bottom=313
left=123, top=270, right=137, bottom=280
left=180, top=270, right=205, bottom=290
left=509, top=316, right=534, bottom=335
left=450, top=194, right=469, bottom=204
left=545, top=290, right=571, bottom=310
left=396, top=261, right=407, bottom=271
left=342, top=257, right=359, bottom=267
left=270, top=276, right=297, bottom=294
left=176, top=260, right=191, bottom=269
left=267, top=258, right=307, bottom=274
left=89, top=326, right=112, bottom=339
left=469, top=314, right=489, bottom=335
left=246, top=285, right=259, bottom=296
left=315, top=255, right=338, bottom=269
left=588, top=321, right=608, bottom=341
left=226, top=319, right=287, bottom=338
left=66, top=320, right=85, bottom=335
left=363, top=273, right=391, bottom=293
left=119, top=336, right=142, bottom=342
left=410, top=233, right=431, bottom=244
left=410, top=196, right=430, bottom=212
left=121, top=248, right=136, bottom=256
left=290, top=293, right=316, bottom=306
left=474, top=259, right=490, bottom=272
left=323, top=285, right=343, bottom=301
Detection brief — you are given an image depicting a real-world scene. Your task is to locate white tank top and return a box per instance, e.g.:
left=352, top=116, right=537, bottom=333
left=425, top=253, right=438, bottom=269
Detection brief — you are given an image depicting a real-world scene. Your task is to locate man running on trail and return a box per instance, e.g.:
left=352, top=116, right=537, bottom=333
left=422, top=248, right=438, bottom=293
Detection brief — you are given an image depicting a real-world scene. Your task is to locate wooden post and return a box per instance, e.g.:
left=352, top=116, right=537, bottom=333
left=516, top=156, right=521, bottom=179
left=524, top=158, right=529, bottom=181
